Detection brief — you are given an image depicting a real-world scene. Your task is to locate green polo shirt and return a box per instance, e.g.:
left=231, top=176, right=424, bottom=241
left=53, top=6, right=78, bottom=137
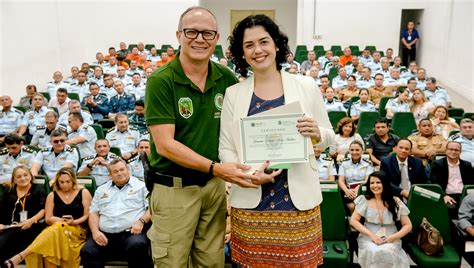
left=145, top=54, right=238, bottom=179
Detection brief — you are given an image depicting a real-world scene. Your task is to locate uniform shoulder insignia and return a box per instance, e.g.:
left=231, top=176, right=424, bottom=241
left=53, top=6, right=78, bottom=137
left=58, top=126, right=67, bottom=131
left=22, top=146, right=34, bottom=153
left=341, top=157, right=350, bottom=162
left=82, top=155, right=95, bottom=161
left=0, top=148, right=8, bottom=155
left=363, top=158, right=372, bottom=164
left=41, top=147, right=50, bottom=152
left=323, top=157, right=333, bottom=161
left=129, top=126, right=139, bottom=131
left=66, top=146, right=75, bottom=152
left=36, top=125, right=46, bottom=130
left=449, top=133, right=461, bottom=140
left=126, top=156, right=138, bottom=163
left=107, top=127, right=116, bottom=133
left=109, top=153, right=119, bottom=159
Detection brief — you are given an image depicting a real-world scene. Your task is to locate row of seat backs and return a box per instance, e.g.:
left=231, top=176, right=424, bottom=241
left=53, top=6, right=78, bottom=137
left=33, top=175, right=97, bottom=196
left=295, top=45, right=378, bottom=62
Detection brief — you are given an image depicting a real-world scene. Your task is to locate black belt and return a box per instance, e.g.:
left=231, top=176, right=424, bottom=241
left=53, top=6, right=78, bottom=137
left=152, top=172, right=212, bottom=187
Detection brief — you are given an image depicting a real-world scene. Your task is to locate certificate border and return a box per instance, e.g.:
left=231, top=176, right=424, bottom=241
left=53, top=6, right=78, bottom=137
left=240, top=113, right=308, bottom=164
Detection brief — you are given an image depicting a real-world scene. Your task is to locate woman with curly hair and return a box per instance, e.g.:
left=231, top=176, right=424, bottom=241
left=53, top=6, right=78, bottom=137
left=430, top=105, right=459, bottom=139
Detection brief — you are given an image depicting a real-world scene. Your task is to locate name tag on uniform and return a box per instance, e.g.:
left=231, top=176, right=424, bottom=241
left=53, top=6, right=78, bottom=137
left=407, top=35, right=412, bottom=41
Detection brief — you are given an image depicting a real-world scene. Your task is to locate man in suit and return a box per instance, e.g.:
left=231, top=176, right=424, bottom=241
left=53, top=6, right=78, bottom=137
left=380, top=138, right=429, bottom=200
left=430, top=141, right=473, bottom=218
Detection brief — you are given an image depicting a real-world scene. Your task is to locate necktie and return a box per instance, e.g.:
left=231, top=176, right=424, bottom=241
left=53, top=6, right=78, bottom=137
left=400, top=162, right=409, bottom=191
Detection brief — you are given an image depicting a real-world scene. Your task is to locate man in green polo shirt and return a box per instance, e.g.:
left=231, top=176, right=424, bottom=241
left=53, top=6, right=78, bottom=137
left=145, top=6, right=259, bottom=267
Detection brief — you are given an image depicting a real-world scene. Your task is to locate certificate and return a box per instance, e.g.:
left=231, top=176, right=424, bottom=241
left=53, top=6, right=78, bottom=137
left=240, top=113, right=308, bottom=165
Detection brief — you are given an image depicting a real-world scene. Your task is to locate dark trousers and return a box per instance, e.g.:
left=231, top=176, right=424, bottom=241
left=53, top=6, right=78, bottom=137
left=81, top=231, right=153, bottom=268
left=0, top=225, right=43, bottom=261
left=402, top=46, right=417, bottom=66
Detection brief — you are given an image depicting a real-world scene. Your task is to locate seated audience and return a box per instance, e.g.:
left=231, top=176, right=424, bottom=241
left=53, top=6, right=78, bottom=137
left=137, top=53, right=151, bottom=70
left=18, top=85, right=37, bottom=110
left=345, top=56, right=359, bottom=75
left=80, top=159, right=153, bottom=268
left=0, top=166, right=46, bottom=264
left=129, top=100, right=147, bottom=135
left=81, top=82, right=110, bottom=121
left=339, top=47, right=353, bottom=66
left=338, top=75, right=360, bottom=104
left=127, top=139, right=151, bottom=181
left=147, top=47, right=161, bottom=63
left=101, top=74, right=116, bottom=99
left=376, top=57, right=391, bottom=79
left=125, top=73, right=146, bottom=100
left=365, top=118, right=400, bottom=166
left=408, top=118, right=447, bottom=164
left=0, top=133, right=36, bottom=184
left=156, top=52, right=170, bottom=67
left=390, top=56, right=404, bottom=70
left=350, top=171, right=412, bottom=267
left=324, top=87, right=346, bottom=112
left=330, top=117, right=364, bottom=161
left=323, top=56, right=340, bottom=74
left=456, top=192, right=474, bottom=265
left=18, top=94, right=52, bottom=137
left=105, top=113, right=141, bottom=159
left=137, top=42, right=149, bottom=55
left=126, top=60, right=144, bottom=77
left=108, top=80, right=136, bottom=118
left=383, top=68, right=406, bottom=89
left=58, top=100, right=93, bottom=127
left=338, top=140, right=374, bottom=213
left=310, top=147, right=336, bottom=181
left=424, top=77, right=451, bottom=107
left=301, top=50, right=317, bottom=75
left=385, top=48, right=394, bottom=62
left=47, top=87, right=70, bottom=115
left=355, top=67, right=374, bottom=89
left=68, top=71, right=89, bottom=100
left=31, top=129, right=79, bottom=181
left=117, top=42, right=130, bottom=59
left=103, top=56, right=118, bottom=75
left=45, top=71, right=69, bottom=97
left=350, top=88, right=376, bottom=122
left=359, top=49, right=373, bottom=67
left=332, top=67, right=349, bottom=91
left=368, top=73, right=392, bottom=108
left=430, top=105, right=459, bottom=139
left=166, top=46, right=176, bottom=60
left=402, top=62, right=418, bottom=80
left=0, top=96, right=23, bottom=141
left=5, top=168, right=92, bottom=268
left=103, top=47, right=117, bottom=61
left=318, top=75, right=332, bottom=95
left=416, top=68, right=427, bottom=89
left=385, top=87, right=410, bottom=120
left=93, top=52, right=108, bottom=67
left=66, top=112, right=97, bottom=157
left=30, top=111, right=65, bottom=149
left=367, top=51, right=382, bottom=73
left=89, top=66, right=104, bottom=88
left=409, top=88, right=435, bottom=125
left=281, top=52, right=300, bottom=71
left=116, top=66, right=131, bottom=86
left=448, top=118, right=474, bottom=165
left=78, top=139, right=120, bottom=186
left=430, top=141, right=473, bottom=218
left=380, top=139, right=428, bottom=200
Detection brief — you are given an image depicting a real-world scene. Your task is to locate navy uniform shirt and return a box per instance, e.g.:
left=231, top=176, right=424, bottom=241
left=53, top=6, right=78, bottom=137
left=109, top=93, right=135, bottom=114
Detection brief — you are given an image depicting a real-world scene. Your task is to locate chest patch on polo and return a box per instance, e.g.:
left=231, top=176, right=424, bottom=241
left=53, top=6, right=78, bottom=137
left=178, top=97, right=193, bottom=119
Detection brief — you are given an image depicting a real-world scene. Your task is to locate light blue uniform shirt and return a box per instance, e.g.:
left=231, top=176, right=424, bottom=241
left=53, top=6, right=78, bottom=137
left=416, top=78, right=426, bottom=89
left=312, top=156, right=337, bottom=181
left=21, top=106, right=53, bottom=135
left=106, top=127, right=141, bottom=154
left=339, top=158, right=374, bottom=186
left=33, top=145, right=79, bottom=179
left=375, top=69, right=391, bottom=79
left=383, top=77, right=407, bottom=87
left=424, top=87, right=450, bottom=106
left=89, top=76, right=104, bottom=88
left=127, top=156, right=144, bottom=181
left=126, top=84, right=146, bottom=100
left=385, top=99, right=410, bottom=118
left=0, top=108, right=23, bottom=135
left=68, top=82, right=89, bottom=100
left=46, top=81, right=70, bottom=96
left=359, top=56, right=373, bottom=67
left=116, top=76, right=132, bottom=87
left=79, top=153, right=119, bottom=186
left=368, top=61, right=381, bottom=73
left=350, top=100, right=376, bottom=117
left=332, top=76, right=348, bottom=89
left=0, top=147, right=36, bottom=184
left=67, top=124, right=97, bottom=158
left=58, top=110, right=93, bottom=127
left=90, top=176, right=148, bottom=233
left=356, top=78, right=375, bottom=89
left=324, top=99, right=346, bottom=112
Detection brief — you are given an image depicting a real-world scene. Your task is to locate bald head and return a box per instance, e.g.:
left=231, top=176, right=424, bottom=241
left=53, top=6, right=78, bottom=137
left=178, top=6, right=217, bottom=31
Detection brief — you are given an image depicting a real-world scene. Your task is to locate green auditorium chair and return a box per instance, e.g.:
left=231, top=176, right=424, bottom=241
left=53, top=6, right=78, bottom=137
left=295, top=45, right=308, bottom=55
left=77, top=176, right=97, bottom=197
left=41, top=92, right=51, bottom=102
left=349, top=45, right=359, bottom=53
left=320, top=182, right=350, bottom=267
left=90, top=124, right=105, bottom=139
left=405, top=184, right=461, bottom=268
left=460, top=185, right=474, bottom=202
left=295, top=50, right=308, bottom=63
left=463, top=112, right=473, bottom=119
left=97, top=119, right=115, bottom=130
left=110, top=147, right=122, bottom=157
left=346, top=96, right=360, bottom=117
left=313, top=45, right=325, bottom=52
left=328, top=111, right=347, bottom=131
left=378, top=96, right=393, bottom=118
left=13, top=106, right=27, bottom=113
left=330, top=45, right=342, bottom=54
left=128, top=44, right=137, bottom=51
left=391, top=112, right=417, bottom=138
left=448, top=108, right=464, bottom=124
left=34, top=175, right=51, bottom=193
left=364, top=45, right=376, bottom=53
left=145, top=44, right=155, bottom=50
left=68, top=93, right=80, bottom=101
left=316, top=50, right=326, bottom=59
left=357, top=111, right=381, bottom=139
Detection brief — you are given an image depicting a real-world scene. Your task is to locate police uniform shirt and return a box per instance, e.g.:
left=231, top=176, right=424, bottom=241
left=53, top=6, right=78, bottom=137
left=147, top=55, right=161, bottom=63
left=332, top=76, right=348, bottom=89
left=0, top=146, right=36, bottom=184
left=356, top=78, right=375, bottom=89
left=79, top=153, right=119, bottom=186
left=317, top=56, right=331, bottom=70
left=358, top=56, right=373, bottom=67
left=141, top=131, right=150, bottom=141
left=424, top=88, right=450, bottom=107
left=58, top=110, right=93, bottom=127
left=345, top=64, right=356, bottom=75
left=350, top=100, right=376, bottom=117
left=338, top=158, right=374, bottom=186
left=401, top=71, right=416, bottom=80
left=103, top=65, right=118, bottom=75
left=408, top=132, right=446, bottom=159
left=21, top=106, right=53, bottom=135
left=116, top=76, right=132, bottom=87
left=383, top=77, right=407, bottom=87
left=128, top=113, right=147, bottom=134
left=416, top=78, right=426, bottom=89
left=448, top=133, right=474, bottom=165
left=368, top=61, right=382, bottom=73
left=33, top=145, right=79, bottom=180
left=46, top=81, right=70, bottom=96
left=89, top=76, right=104, bottom=88
left=385, top=99, right=409, bottom=117
left=89, top=176, right=148, bottom=233
left=313, top=156, right=337, bottom=181
left=64, top=76, right=77, bottom=85
left=126, top=68, right=143, bottom=77
left=67, top=124, right=97, bottom=158
left=324, top=99, right=346, bottom=112
left=0, top=108, right=23, bottom=135
left=125, top=84, right=146, bottom=100
left=127, top=156, right=144, bottom=181
left=101, top=86, right=117, bottom=100
left=68, top=82, right=89, bottom=100
left=30, top=125, right=66, bottom=149
left=375, top=69, right=391, bottom=79
left=105, top=127, right=141, bottom=154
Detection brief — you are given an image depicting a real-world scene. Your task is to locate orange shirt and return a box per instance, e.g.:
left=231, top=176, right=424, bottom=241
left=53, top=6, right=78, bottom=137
left=104, top=53, right=117, bottom=61
left=118, top=61, right=130, bottom=70
left=339, top=55, right=353, bottom=66
left=137, top=60, right=151, bottom=69
left=168, top=54, right=175, bottom=61
left=156, top=59, right=170, bottom=67
left=125, top=54, right=140, bottom=62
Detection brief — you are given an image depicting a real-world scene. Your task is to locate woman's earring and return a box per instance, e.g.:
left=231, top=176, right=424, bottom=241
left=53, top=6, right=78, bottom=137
left=276, top=48, right=280, bottom=51
left=242, top=56, right=245, bottom=59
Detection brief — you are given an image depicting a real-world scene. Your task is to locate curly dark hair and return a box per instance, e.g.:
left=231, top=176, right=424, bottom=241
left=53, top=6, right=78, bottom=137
left=228, top=14, right=290, bottom=77
left=364, top=171, right=399, bottom=222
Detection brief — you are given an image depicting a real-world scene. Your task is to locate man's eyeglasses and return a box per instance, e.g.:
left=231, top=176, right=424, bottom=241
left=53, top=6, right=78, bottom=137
left=180, top=28, right=217, bottom=40
left=52, top=139, right=66, bottom=144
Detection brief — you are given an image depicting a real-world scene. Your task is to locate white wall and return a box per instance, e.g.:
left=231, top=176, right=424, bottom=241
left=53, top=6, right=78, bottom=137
left=200, top=0, right=298, bottom=51
left=1, top=0, right=197, bottom=102
left=296, top=0, right=473, bottom=108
